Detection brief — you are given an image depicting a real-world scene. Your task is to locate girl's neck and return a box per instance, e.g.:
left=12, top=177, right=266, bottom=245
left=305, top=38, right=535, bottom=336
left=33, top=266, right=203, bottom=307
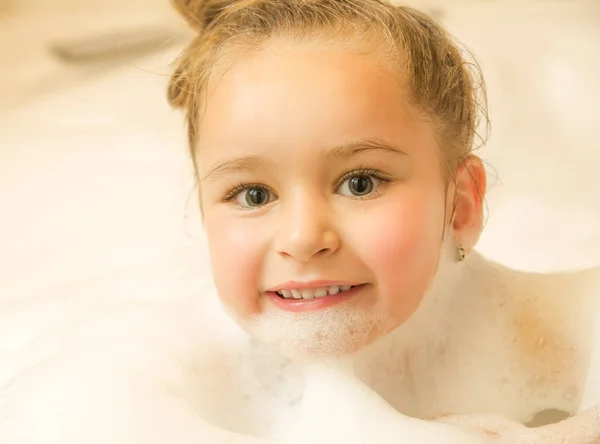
left=351, top=251, right=520, bottom=408
left=366, top=251, right=513, bottom=353
left=352, top=251, right=598, bottom=420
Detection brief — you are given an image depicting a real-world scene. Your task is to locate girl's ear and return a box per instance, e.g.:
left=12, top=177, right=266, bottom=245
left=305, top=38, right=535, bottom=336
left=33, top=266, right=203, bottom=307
left=449, top=155, right=487, bottom=253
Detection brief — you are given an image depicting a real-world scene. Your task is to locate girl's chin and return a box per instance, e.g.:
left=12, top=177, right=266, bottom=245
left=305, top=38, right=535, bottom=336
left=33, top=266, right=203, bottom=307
left=237, top=302, right=395, bottom=362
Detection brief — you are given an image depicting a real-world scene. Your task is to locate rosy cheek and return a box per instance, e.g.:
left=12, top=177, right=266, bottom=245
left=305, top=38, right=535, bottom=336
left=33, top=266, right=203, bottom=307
left=367, top=213, right=427, bottom=278
left=205, top=216, right=263, bottom=315
left=368, top=198, right=441, bottom=264
left=359, top=194, right=444, bottom=320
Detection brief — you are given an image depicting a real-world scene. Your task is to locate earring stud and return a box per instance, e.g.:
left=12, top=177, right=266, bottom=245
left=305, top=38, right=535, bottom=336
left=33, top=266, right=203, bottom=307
left=456, top=244, right=466, bottom=262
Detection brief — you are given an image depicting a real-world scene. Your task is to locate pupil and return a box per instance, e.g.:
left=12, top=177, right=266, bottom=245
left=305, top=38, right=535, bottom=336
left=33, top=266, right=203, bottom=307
left=246, top=188, right=267, bottom=206
left=350, top=176, right=372, bottom=195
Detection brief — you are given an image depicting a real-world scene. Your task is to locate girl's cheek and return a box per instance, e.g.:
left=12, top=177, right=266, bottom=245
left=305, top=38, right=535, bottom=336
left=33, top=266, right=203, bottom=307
left=360, top=194, right=444, bottom=269
left=206, top=216, right=264, bottom=315
left=354, top=194, right=445, bottom=320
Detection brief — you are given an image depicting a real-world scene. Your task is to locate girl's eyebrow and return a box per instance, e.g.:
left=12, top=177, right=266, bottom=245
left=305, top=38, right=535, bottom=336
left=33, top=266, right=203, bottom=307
left=202, top=139, right=407, bottom=182
left=324, top=138, right=408, bottom=159
left=203, top=155, right=265, bottom=182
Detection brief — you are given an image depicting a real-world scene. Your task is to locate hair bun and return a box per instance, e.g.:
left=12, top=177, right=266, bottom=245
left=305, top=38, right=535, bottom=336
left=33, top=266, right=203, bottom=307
left=171, top=0, right=236, bottom=33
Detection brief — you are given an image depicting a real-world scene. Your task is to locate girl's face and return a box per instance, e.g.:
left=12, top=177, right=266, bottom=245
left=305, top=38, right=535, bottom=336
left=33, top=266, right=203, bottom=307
left=196, top=41, right=462, bottom=358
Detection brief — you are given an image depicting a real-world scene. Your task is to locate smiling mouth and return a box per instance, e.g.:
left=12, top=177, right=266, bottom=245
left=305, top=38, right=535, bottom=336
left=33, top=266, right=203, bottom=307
left=275, top=285, right=358, bottom=300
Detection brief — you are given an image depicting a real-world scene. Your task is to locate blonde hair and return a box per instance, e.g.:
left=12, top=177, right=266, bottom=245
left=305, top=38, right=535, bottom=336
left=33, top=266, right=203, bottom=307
left=167, top=0, right=488, bottom=180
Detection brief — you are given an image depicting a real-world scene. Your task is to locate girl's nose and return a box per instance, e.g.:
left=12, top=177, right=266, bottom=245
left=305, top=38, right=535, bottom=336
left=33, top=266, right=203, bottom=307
left=275, top=194, right=340, bottom=263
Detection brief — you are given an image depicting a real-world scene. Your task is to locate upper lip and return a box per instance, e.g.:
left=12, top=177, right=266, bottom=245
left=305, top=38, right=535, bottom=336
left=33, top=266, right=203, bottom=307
left=266, top=280, right=361, bottom=292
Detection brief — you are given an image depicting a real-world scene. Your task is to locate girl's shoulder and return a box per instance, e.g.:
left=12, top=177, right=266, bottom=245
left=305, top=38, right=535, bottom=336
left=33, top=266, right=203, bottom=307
left=506, top=263, right=600, bottom=411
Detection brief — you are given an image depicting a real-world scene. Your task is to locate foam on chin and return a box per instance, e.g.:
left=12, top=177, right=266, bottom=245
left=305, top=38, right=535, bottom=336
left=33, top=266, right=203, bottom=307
left=244, top=302, right=394, bottom=363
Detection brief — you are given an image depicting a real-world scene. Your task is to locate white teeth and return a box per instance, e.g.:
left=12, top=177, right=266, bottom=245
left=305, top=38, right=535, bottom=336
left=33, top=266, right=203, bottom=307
left=276, top=285, right=356, bottom=300
left=314, top=288, right=328, bottom=298
left=301, top=290, right=315, bottom=299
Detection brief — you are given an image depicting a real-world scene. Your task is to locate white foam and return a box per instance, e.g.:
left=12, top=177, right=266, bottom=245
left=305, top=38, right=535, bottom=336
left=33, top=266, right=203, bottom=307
left=284, top=361, right=485, bottom=444
left=244, top=301, right=393, bottom=363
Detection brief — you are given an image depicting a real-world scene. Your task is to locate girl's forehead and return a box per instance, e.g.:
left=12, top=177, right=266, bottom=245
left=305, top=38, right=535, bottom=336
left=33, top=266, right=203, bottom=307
left=204, top=43, right=404, bottom=116
left=195, top=43, right=433, bottom=164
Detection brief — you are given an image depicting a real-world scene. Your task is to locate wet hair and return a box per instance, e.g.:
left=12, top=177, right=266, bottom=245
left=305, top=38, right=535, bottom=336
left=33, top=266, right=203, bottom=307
left=167, top=0, right=488, bottom=182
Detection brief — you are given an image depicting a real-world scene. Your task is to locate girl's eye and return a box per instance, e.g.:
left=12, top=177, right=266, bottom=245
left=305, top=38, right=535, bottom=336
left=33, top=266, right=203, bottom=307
left=338, top=174, right=383, bottom=198
left=234, top=187, right=274, bottom=208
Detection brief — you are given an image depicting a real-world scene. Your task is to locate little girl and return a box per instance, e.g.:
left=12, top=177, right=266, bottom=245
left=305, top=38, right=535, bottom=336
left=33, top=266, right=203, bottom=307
left=165, top=0, right=600, bottom=442
left=0, top=0, right=598, bottom=443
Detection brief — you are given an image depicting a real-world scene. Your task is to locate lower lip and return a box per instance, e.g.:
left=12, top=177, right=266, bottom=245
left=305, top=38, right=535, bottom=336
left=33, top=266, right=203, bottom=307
left=266, top=285, right=365, bottom=313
